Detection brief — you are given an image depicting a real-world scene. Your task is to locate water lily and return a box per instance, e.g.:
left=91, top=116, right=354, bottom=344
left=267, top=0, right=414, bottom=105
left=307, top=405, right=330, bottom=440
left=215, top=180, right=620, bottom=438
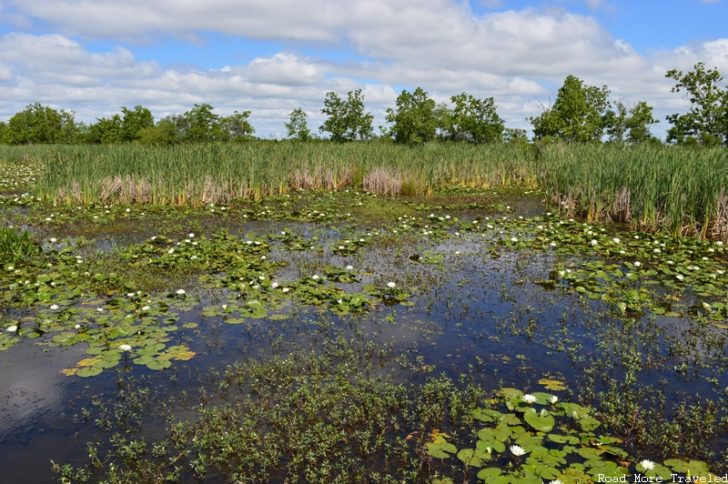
left=271, top=282, right=279, bottom=289
left=386, top=281, right=396, bottom=289
left=589, top=239, right=598, bottom=246
left=675, top=274, right=685, bottom=281
left=509, top=445, right=526, bottom=456
left=49, top=237, right=57, bottom=243
left=510, top=237, right=518, bottom=242
left=50, top=304, right=60, bottom=310
left=6, top=325, right=17, bottom=333
left=282, top=287, right=290, bottom=293
left=639, top=459, right=655, bottom=471
left=633, top=261, right=641, bottom=267
left=522, top=394, right=537, bottom=404
left=188, top=233, right=195, bottom=238
left=312, top=274, right=320, bottom=280
left=549, top=395, right=559, bottom=404
left=612, top=237, right=621, bottom=244
left=550, top=480, right=564, bottom=484
left=345, top=265, right=354, bottom=271
left=119, top=344, right=132, bottom=352
left=176, top=289, right=186, bottom=295
left=141, top=305, right=151, bottom=311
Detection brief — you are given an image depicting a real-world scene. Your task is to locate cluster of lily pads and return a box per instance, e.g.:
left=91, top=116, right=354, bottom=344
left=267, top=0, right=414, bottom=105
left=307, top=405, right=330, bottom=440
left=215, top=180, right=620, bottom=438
left=427, top=384, right=716, bottom=483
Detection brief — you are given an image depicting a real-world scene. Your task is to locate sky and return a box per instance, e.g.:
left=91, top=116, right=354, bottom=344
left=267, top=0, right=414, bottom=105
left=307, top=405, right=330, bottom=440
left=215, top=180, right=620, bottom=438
left=0, top=0, right=726, bottom=139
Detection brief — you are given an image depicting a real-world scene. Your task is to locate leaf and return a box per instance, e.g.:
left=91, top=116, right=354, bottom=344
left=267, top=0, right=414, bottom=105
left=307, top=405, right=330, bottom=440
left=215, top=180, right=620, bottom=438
left=538, top=378, right=567, bottom=391
left=524, top=408, right=555, bottom=432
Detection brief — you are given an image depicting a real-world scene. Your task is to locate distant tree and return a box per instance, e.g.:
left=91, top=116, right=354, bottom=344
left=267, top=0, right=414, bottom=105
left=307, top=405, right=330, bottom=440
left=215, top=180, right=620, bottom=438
left=87, top=115, right=124, bottom=144
left=385, top=87, right=439, bottom=144
left=503, top=128, right=529, bottom=145
left=0, top=121, right=6, bottom=144
left=605, top=101, right=658, bottom=143
left=444, top=92, right=504, bottom=143
left=137, top=119, right=178, bottom=145
left=219, top=111, right=255, bottom=142
left=182, top=104, right=219, bottom=142
left=4, top=103, right=77, bottom=144
left=285, top=108, right=312, bottom=141
left=531, top=75, right=611, bottom=142
left=666, top=62, right=728, bottom=146
left=320, top=89, right=373, bottom=142
left=121, top=105, right=154, bottom=142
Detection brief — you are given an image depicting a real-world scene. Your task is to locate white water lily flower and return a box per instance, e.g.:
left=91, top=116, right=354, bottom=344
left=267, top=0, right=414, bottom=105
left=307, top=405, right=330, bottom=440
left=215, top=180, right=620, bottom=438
left=176, top=289, right=186, bottom=295
left=510, top=237, right=518, bottom=242
left=522, top=394, right=537, bottom=404
left=612, top=237, right=621, bottom=244
left=6, top=325, right=17, bottom=333
left=50, top=304, right=60, bottom=310
left=550, top=242, right=557, bottom=247
left=345, top=265, right=354, bottom=271
left=550, top=480, right=564, bottom=484
left=675, top=274, right=685, bottom=281
left=387, top=281, right=396, bottom=289
left=188, top=233, right=195, bottom=238
left=590, top=239, right=598, bottom=246
left=167, top=248, right=174, bottom=254
left=271, top=282, right=279, bottom=289
left=509, top=445, right=526, bottom=456
left=282, top=287, right=290, bottom=293
left=633, top=261, right=641, bottom=267
left=49, top=237, right=57, bottom=243
left=222, top=304, right=228, bottom=310
left=119, top=344, right=132, bottom=352
left=260, top=256, right=267, bottom=260
left=141, top=305, right=151, bottom=311
left=639, top=459, right=655, bottom=471
left=312, top=274, right=320, bottom=280
left=96, top=307, right=104, bottom=313
left=549, top=395, right=559, bottom=404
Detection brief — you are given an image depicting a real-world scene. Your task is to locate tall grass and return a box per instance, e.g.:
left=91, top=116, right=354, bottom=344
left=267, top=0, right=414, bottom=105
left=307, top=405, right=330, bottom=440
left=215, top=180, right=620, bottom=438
left=0, top=142, right=725, bottom=240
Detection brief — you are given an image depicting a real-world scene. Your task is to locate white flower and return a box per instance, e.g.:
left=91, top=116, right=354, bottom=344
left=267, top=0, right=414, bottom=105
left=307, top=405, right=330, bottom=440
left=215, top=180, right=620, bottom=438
left=639, top=459, right=655, bottom=471
left=522, top=394, right=537, bottom=404
left=345, top=265, right=354, bottom=271
left=167, top=248, right=175, bottom=254
left=633, top=261, right=641, bottom=267
left=549, top=242, right=557, bottom=247
left=96, top=307, right=104, bottom=313
left=387, top=281, right=396, bottom=289
left=49, top=237, right=57, bottom=243
left=509, top=445, right=526, bottom=456
left=612, top=237, right=621, bottom=244
left=222, top=304, right=228, bottom=310
left=125, top=208, right=131, bottom=213
left=50, top=304, right=60, bottom=310
left=119, top=344, right=132, bottom=352
left=312, top=274, right=320, bottom=280
left=188, top=233, right=195, bottom=238
left=6, top=325, right=18, bottom=333
left=141, top=305, right=151, bottom=311
left=675, top=274, right=685, bottom=281
left=271, top=282, right=279, bottom=289
left=590, top=239, right=598, bottom=246
left=176, top=289, right=186, bottom=295
left=282, top=287, right=290, bottom=293
left=549, top=395, right=559, bottom=404
left=510, top=237, right=518, bottom=242
left=550, top=480, right=564, bottom=484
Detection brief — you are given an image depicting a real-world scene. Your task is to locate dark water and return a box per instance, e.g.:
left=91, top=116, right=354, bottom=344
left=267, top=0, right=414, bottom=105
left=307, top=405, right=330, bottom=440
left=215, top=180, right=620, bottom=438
left=0, top=214, right=726, bottom=482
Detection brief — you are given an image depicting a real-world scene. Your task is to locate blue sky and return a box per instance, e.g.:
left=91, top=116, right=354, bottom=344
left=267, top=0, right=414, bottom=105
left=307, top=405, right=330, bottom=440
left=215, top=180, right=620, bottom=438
left=0, top=0, right=726, bottom=138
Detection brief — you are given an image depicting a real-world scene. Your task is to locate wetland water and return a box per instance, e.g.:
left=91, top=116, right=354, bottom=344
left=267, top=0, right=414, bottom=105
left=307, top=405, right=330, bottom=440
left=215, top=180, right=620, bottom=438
left=0, top=190, right=726, bottom=482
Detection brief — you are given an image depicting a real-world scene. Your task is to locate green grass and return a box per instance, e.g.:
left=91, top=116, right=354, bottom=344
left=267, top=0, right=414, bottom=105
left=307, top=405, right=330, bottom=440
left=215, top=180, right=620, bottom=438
left=0, top=227, right=38, bottom=265
left=0, top=142, right=725, bottom=239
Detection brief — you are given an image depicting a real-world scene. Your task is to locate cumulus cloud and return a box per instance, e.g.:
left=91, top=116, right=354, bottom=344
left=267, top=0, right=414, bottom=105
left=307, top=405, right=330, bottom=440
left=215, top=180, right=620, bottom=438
left=0, top=1, right=726, bottom=136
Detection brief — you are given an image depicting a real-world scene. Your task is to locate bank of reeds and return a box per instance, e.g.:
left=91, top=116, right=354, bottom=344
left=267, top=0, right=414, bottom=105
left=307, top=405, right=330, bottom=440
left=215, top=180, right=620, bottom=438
left=0, top=142, right=725, bottom=240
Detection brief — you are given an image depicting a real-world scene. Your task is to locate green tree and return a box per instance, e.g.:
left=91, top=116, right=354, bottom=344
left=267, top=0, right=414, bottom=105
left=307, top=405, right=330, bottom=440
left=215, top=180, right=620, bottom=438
left=137, top=119, right=178, bottom=145
left=87, top=115, right=124, bottom=144
left=320, top=89, right=373, bottom=142
left=605, top=101, right=658, bottom=143
left=4, top=103, right=76, bottom=144
left=219, top=111, right=255, bottom=142
left=121, top=105, right=154, bottom=142
left=284, top=108, right=312, bottom=141
left=665, top=62, right=728, bottom=146
left=503, top=128, right=529, bottom=145
left=445, top=93, right=504, bottom=143
left=385, top=87, right=438, bottom=144
left=531, top=75, right=611, bottom=142
left=0, top=121, right=6, bottom=143
left=182, top=103, right=220, bottom=142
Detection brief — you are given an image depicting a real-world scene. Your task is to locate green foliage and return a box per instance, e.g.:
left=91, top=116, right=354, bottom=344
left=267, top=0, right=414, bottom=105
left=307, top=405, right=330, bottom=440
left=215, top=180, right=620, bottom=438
left=445, top=92, right=504, bottom=143
left=137, top=119, right=178, bottom=145
left=666, top=62, right=728, bottom=146
left=320, top=89, right=373, bottom=142
left=385, top=87, right=439, bottom=144
left=531, top=75, right=610, bottom=142
left=87, top=115, right=124, bottom=144
left=4, top=103, right=79, bottom=144
left=284, top=107, right=313, bottom=141
left=0, top=227, right=38, bottom=264
left=605, top=101, right=658, bottom=143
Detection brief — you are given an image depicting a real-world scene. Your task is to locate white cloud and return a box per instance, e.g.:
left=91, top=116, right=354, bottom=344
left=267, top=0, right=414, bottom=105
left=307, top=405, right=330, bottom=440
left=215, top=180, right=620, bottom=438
left=0, top=2, right=726, bottom=137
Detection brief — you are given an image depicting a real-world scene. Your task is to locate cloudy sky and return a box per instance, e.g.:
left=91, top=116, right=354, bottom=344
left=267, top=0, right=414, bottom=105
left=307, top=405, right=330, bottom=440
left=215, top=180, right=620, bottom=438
left=0, top=0, right=726, bottom=138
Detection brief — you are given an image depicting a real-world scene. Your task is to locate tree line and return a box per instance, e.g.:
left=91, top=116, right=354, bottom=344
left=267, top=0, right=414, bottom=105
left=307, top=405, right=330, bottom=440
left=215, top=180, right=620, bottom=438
left=0, top=63, right=726, bottom=146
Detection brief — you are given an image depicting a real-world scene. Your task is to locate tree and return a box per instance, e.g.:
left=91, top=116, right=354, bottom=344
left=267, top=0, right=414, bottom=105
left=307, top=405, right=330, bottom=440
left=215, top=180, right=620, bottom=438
left=121, top=105, right=154, bottom=142
left=219, top=111, right=255, bottom=142
left=605, top=101, right=658, bottom=143
left=445, top=92, right=504, bottom=143
left=665, top=62, right=728, bottom=146
left=284, top=108, right=312, bottom=141
left=531, top=75, right=610, bottom=142
left=137, top=119, right=178, bottom=145
left=320, top=89, right=373, bottom=142
left=182, top=103, right=220, bottom=142
left=4, top=103, right=77, bottom=144
left=385, top=87, right=439, bottom=144
left=87, top=115, right=124, bottom=144
left=503, top=128, right=529, bottom=145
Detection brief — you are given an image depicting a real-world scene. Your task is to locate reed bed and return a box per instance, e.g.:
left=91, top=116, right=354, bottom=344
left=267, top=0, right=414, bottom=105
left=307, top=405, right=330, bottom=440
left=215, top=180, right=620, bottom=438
left=0, top=142, right=725, bottom=240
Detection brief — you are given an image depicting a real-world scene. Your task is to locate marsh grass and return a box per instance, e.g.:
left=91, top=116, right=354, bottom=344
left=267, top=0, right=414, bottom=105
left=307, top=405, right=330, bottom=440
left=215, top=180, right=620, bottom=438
left=0, top=227, right=38, bottom=264
left=0, top=142, right=725, bottom=239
